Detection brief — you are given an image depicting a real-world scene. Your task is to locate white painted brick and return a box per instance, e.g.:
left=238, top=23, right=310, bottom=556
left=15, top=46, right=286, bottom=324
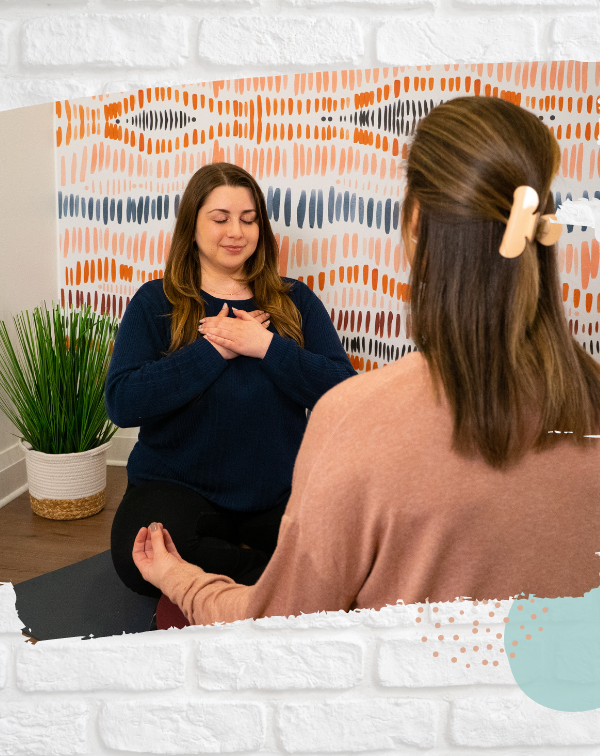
left=464, top=0, right=597, bottom=4
left=0, top=643, right=8, bottom=688
left=278, top=698, right=441, bottom=752
left=0, top=583, right=23, bottom=632
left=16, top=640, right=185, bottom=691
left=198, top=17, right=363, bottom=66
left=361, top=603, right=416, bottom=627
left=378, top=638, right=515, bottom=687
left=430, top=598, right=512, bottom=625
left=0, top=701, right=88, bottom=756
left=252, top=609, right=364, bottom=629
left=21, top=15, right=189, bottom=68
left=252, top=605, right=414, bottom=629
left=0, top=20, right=10, bottom=67
left=377, top=17, right=541, bottom=65
left=450, top=693, right=600, bottom=747
left=0, top=78, right=96, bottom=111
left=551, top=15, right=600, bottom=60
left=122, top=0, right=256, bottom=4
left=100, top=700, right=265, bottom=753
left=1, top=0, right=88, bottom=3
left=284, top=0, right=429, bottom=5
left=197, top=639, right=362, bottom=690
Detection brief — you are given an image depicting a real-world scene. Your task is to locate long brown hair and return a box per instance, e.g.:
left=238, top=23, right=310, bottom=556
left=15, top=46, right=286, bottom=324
left=402, top=96, right=600, bottom=468
left=163, top=162, right=303, bottom=352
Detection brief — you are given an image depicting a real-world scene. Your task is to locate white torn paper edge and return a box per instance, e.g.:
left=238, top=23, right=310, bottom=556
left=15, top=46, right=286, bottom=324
left=554, top=198, right=600, bottom=241
left=0, top=582, right=25, bottom=633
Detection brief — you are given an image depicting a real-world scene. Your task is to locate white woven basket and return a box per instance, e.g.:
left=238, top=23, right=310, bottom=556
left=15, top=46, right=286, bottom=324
left=20, top=441, right=111, bottom=520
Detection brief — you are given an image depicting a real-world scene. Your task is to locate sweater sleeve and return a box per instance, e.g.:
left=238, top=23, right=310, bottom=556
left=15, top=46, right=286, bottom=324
left=159, top=377, right=373, bottom=625
left=105, top=285, right=228, bottom=427
left=259, top=283, right=357, bottom=410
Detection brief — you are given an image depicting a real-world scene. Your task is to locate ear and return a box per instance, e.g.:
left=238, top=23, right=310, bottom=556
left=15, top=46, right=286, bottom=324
left=410, top=201, right=420, bottom=240
left=403, top=200, right=420, bottom=267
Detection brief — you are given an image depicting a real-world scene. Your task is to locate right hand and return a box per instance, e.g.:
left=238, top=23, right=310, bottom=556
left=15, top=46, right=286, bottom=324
left=200, top=303, right=237, bottom=359
left=199, top=304, right=270, bottom=360
left=133, top=522, right=188, bottom=591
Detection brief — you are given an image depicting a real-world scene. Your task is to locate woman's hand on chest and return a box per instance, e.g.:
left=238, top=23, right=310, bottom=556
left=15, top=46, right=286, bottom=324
left=199, top=306, right=273, bottom=359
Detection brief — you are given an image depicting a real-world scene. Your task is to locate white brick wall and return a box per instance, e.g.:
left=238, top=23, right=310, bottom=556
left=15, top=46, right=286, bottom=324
left=0, top=0, right=599, bottom=110
left=0, top=1, right=598, bottom=753
left=21, top=15, right=190, bottom=68
left=198, top=17, right=364, bottom=66
left=3, top=581, right=600, bottom=755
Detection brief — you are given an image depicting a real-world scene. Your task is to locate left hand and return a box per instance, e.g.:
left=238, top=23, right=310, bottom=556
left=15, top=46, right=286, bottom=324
left=132, top=522, right=186, bottom=591
left=199, top=308, right=274, bottom=359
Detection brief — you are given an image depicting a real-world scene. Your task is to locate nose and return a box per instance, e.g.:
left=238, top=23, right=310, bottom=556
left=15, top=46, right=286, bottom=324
left=227, top=218, right=244, bottom=238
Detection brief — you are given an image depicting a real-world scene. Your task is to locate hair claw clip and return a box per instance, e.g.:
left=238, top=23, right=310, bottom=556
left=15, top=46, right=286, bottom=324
left=499, top=186, right=563, bottom=258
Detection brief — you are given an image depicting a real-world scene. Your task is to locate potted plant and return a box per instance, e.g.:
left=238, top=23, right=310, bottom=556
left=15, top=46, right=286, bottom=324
left=0, top=303, right=118, bottom=520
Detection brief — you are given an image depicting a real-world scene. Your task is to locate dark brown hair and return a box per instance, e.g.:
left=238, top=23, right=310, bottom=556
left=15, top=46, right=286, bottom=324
left=402, top=96, right=600, bottom=468
left=163, top=162, right=303, bottom=352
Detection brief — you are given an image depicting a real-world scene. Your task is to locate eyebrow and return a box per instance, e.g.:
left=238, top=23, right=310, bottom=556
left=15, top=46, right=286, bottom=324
left=207, top=208, right=257, bottom=214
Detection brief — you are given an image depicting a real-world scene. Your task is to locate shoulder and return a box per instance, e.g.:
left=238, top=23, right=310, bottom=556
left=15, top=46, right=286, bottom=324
left=128, top=279, right=172, bottom=315
left=282, top=277, right=311, bottom=299
left=296, top=352, right=435, bottom=483
left=282, top=277, right=324, bottom=312
left=314, top=352, right=432, bottom=423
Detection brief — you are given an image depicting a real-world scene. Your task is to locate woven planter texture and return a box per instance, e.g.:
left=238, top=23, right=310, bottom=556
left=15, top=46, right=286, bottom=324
left=20, top=441, right=112, bottom=520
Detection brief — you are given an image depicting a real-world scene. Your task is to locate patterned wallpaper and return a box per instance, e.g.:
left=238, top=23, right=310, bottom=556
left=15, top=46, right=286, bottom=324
left=55, top=61, right=600, bottom=370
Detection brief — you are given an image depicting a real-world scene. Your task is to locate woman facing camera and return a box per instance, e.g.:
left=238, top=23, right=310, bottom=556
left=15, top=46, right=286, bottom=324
left=133, top=97, right=600, bottom=625
left=107, top=163, right=356, bottom=596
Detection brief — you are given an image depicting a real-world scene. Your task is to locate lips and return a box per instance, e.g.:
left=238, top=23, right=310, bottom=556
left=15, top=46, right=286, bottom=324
left=222, top=246, right=245, bottom=253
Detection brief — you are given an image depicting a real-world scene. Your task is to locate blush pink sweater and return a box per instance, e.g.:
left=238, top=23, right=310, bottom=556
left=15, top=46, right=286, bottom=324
left=160, top=353, right=600, bottom=624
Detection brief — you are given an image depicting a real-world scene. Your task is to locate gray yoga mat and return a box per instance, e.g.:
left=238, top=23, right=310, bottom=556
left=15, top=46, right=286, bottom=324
left=13, top=550, right=159, bottom=641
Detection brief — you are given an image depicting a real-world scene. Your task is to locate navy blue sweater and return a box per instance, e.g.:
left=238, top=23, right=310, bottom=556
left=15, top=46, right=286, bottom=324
left=105, top=278, right=356, bottom=512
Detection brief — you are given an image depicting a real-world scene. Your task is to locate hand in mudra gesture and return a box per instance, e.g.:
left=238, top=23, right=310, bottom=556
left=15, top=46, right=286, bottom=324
left=199, top=306, right=274, bottom=359
left=132, top=522, right=187, bottom=591
left=199, top=304, right=271, bottom=360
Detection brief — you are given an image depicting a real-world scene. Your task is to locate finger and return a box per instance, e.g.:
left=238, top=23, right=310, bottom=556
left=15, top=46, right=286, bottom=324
left=199, top=315, right=219, bottom=325
left=134, top=525, right=148, bottom=544
left=200, top=324, right=232, bottom=337
left=144, top=527, right=153, bottom=552
left=148, top=521, right=168, bottom=556
left=262, top=320, right=271, bottom=329
left=247, top=309, right=264, bottom=319
left=133, top=526, right=149, bottom=555
left=206, top=333, right=236, bottom=348
left=232, top=308, right=254, bottom=321
left=133, top=527, right=152, bottom=569
left=216, top=303, right=229, bottom=319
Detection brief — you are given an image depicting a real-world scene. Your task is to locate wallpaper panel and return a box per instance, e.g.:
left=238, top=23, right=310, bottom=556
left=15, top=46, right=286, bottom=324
left=55, top=62, right=600, bottom=369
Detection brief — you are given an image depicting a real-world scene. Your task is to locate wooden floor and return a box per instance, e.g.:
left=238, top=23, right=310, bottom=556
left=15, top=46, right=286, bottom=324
left=0, top=466, right=128, bottom=585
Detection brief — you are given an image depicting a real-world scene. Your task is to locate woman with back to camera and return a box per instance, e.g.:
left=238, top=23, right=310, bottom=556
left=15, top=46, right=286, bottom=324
left=132, top=96, right=600, bottom=625
left=107, top=162, right=356, bottom=596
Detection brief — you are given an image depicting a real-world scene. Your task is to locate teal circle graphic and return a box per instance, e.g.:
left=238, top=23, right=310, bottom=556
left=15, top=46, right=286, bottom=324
left=506, top=585, right=600, bottom=712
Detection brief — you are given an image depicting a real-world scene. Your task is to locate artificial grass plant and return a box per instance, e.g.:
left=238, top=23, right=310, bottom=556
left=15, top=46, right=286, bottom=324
left=0, top=304, right=118, bottom=454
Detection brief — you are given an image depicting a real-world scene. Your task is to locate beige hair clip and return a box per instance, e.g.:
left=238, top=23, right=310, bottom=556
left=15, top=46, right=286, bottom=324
left=499, top=186, right=563, bottom=259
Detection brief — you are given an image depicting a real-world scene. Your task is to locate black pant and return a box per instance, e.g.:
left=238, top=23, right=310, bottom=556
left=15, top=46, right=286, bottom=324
left=111, top=480, right=289, bottom=598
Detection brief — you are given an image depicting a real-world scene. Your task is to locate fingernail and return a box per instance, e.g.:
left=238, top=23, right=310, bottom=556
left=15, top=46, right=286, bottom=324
left=199, top=319, right=205, bottom=323
left=150, top=522, right=157, bottom=532
left=222, top=303, right=227, bottom=309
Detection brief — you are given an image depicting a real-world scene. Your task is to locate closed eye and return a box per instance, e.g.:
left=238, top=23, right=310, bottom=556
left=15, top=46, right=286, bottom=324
left=213, top=217, right=257, bottom=224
